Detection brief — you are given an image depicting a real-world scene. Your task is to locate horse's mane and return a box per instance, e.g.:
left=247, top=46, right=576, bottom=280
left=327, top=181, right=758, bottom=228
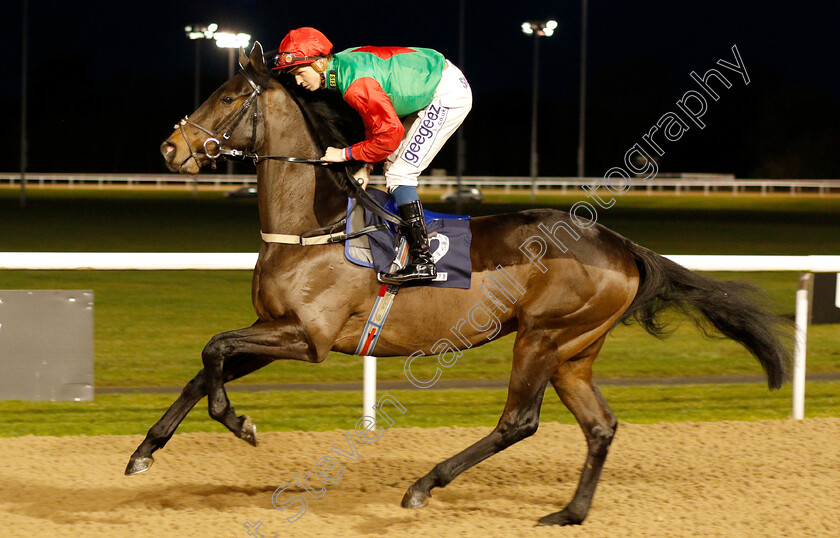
left=276, top=74, right=366, bottom=150
left=257, top=67, right=366, bottom=196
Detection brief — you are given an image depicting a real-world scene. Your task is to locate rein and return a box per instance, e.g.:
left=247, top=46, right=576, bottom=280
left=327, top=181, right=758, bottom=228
left=173, top=60, right=406, bottom=229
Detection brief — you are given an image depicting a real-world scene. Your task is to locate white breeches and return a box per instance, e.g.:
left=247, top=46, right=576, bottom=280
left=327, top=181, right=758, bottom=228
left=383, top=60, right=473, bottom=191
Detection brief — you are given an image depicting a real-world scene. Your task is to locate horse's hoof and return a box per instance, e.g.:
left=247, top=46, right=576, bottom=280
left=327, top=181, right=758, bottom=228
left=239, top=415, right=258, bottom=447
left=537, top=509, right=584, bottom=526
left=125, top=456, right=154, bottom=475
left=401, top=487, right=430, bottom=509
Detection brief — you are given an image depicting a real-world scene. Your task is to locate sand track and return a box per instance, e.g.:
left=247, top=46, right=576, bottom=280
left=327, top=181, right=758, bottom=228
left=2, top=419, right=839, bottom=537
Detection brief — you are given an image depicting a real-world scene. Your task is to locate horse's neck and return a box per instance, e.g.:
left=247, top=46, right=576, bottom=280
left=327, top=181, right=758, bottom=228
left=256, top=94, right=346, bottom=235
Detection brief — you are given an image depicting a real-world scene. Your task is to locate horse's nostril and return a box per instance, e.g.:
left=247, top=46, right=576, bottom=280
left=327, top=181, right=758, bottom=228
left=160, top=141, right=177, bottom=162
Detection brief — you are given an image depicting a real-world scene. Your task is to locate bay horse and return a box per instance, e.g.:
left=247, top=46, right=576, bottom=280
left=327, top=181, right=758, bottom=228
left=127, top=42, right=790, bottom=526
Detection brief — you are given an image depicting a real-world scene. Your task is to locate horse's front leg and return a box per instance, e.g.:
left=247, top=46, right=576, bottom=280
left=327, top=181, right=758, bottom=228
left=125, top=318, right=318, bottom=475
left=201, top=319, right=318, bottom=442
left=125, top=357, right=268, bottom=475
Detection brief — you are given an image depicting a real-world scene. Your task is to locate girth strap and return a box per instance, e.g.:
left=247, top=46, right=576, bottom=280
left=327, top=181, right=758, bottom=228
left=261, top=223, right=386, bottom=246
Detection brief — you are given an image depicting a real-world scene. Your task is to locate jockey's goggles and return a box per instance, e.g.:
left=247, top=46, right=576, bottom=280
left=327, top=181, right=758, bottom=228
left=271, top=52, right=326, bottom=71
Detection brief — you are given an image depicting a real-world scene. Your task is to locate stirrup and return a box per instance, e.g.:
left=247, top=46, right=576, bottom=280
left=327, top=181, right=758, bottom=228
left=378, top=200, right=436, bottom=284
left=377, top=263, right=436, bottom=284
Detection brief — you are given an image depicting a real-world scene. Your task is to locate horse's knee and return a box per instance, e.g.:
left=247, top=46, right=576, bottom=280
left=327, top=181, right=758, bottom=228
left=498, top=413, right=540, bottom=446
left=202, top=334, right=231, bottom=368
left=587, top=421, right=617, bottom=457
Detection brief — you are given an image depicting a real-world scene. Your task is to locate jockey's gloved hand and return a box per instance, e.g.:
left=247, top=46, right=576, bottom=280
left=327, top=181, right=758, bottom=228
left=353, top=163, right=373, bottom=190
left=322, top=146, right=348, bottom=163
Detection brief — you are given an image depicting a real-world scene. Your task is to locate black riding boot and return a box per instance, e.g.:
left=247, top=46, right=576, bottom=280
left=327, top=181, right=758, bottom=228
left=379, top=200, right=437, bottom=284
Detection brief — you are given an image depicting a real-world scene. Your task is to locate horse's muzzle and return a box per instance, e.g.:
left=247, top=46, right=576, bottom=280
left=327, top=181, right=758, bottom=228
left=160, top=140, right=179, bottom=171
left=160, top=140, right=177, bottom=162
left=160, top=139, right=200, bottom=174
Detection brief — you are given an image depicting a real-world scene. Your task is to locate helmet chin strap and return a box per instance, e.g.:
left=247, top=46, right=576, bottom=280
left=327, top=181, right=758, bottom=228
left=312, top=57, right=328, bottom=72
left=309, top=57, right=328, bottom=88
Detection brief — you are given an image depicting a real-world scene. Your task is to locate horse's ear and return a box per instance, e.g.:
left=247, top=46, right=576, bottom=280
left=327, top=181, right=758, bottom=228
left=249, top=41, right=266, bottom=72
left=239, top=47, right=250, bottom=70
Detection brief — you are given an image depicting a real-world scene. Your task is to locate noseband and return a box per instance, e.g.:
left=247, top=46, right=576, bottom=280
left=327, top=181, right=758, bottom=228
left=174, top=61, right=263, bottom=170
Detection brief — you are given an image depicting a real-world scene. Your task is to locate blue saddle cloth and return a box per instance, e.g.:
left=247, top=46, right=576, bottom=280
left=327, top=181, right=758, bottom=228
left=344, top=188, right=472, bottom=289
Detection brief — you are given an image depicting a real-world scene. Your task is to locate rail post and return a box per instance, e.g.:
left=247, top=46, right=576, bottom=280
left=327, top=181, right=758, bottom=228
left=792, top=272, right=813, bottom=419
left=363, top=355, right=377, bottom=426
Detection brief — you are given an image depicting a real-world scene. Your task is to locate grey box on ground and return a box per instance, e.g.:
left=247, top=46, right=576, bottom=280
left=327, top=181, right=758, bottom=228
left=0, top=290, right=94, bottom=401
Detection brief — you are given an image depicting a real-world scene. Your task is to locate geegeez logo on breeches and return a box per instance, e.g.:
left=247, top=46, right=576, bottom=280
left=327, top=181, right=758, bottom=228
left=401, top=104, right=449, bottom=167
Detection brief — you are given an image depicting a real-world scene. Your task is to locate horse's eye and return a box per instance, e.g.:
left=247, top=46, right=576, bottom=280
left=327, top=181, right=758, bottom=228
left=222, top=96, right=234, bottom=104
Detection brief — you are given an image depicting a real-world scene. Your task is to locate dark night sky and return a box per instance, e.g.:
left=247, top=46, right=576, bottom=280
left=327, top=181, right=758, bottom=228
left=2, top=0, right=839, bottom=178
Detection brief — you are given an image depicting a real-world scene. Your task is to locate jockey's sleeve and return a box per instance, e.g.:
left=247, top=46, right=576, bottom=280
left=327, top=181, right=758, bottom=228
left=342, top=77, right=405, bottom=163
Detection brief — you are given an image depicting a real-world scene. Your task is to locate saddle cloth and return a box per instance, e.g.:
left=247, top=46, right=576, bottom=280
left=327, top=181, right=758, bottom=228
left=344, top=188, right=472, bottom=289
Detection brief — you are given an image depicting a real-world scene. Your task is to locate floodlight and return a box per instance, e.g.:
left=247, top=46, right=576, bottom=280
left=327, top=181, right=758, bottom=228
left=521, top=20, right=558, bottom=37
left=214, top=32, right=251, bottom=49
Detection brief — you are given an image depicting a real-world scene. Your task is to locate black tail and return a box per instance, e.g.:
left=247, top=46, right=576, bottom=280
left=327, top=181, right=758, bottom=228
left=618, top=240, right=792, bottom=389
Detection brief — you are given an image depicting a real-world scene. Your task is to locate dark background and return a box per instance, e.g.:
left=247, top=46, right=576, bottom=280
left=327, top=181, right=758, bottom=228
left=2, top=0, right=839, bottom=178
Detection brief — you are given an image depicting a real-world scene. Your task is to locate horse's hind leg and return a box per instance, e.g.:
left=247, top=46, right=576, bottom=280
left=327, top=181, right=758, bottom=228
left=402, top=328, right=554, bottom=508
left=538, top=336, right=617, bottom=526
left=125, top=355, right=271, bottom=475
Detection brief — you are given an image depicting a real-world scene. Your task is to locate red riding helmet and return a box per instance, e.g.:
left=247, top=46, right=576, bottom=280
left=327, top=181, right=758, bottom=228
left=274, top=27, right=333, bottom=71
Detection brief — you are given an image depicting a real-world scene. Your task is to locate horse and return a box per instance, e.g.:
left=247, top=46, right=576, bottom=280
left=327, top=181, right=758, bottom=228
left=126, top=42, right=791, bottom=526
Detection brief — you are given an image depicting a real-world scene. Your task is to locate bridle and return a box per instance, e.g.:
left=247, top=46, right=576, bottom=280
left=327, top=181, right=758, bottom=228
left=174, top=60, right=268, bottom=170
left=171, top=57, right=406, bottom=227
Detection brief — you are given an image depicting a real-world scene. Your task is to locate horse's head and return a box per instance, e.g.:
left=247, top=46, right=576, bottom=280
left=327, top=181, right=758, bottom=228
left=161, top=42, right=272, bottom=174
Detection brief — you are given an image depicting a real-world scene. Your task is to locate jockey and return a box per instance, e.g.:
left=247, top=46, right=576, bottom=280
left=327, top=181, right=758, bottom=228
left=273, top=27, right=473, bottom=285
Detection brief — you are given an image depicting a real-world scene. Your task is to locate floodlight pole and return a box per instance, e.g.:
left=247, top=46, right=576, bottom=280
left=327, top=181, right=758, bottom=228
left=186, top=24, right=216, bottom=110
left=529, top=34, right=540, bottom=202
left=193, top=39, right=202, bottom=110
left=455, top=0, right=466, bottom=214
left=226, top=48, right=236, bottom=175
left=577, top=0, right=588, bottom=178
left=20, top=0, right=28, bottom=207
left=522, top=20, right=556, bottom=202
left=228, top=48, right=236, bottom=80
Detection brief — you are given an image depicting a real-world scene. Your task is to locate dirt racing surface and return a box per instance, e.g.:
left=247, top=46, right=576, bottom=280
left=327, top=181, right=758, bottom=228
left=2, top=418, right=839, bottom=537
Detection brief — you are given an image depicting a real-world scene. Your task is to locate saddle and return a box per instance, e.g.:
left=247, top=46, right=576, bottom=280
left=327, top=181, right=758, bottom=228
left=344, top=188, right=472, bottom=289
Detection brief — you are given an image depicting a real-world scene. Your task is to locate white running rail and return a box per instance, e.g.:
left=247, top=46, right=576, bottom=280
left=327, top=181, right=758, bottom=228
left=2, top=173, right=840, bottom=196
left=2, top=252, right=839, bottom=420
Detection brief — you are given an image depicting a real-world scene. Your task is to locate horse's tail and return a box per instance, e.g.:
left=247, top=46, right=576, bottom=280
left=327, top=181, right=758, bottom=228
left=618, top=240, right=792, bottom=389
